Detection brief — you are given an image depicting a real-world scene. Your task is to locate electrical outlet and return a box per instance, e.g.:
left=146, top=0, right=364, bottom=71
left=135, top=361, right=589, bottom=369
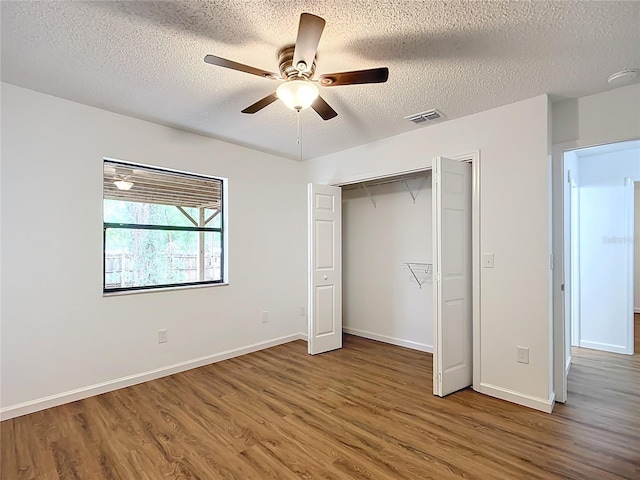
left=517, top=346, right=529, bottom=364
left=261, top=311, right=269, bottom=324
left=158, top=329, right=168, bottom=344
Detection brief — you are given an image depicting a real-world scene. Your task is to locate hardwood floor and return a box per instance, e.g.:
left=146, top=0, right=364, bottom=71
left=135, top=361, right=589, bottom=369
left=1, top=319, right=638, bottom=479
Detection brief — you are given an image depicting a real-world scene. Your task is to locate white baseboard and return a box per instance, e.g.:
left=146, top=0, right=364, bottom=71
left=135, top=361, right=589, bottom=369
left=343, top=327, right=433, bottom=353
left=578, top=340, right=629, bottom=355
left=476, top=383, right=555, bottom=413
left=634, top=308, right=640, bottom=314
left=0, top=333, right=306, bottom=421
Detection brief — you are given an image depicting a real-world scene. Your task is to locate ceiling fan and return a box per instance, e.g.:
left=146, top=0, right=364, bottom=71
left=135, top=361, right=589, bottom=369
left=204, top=13, right=389, bottom=120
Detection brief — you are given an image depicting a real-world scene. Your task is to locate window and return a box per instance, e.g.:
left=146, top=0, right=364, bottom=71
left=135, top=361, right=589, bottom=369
left=103, top=160, right=225, bottom=293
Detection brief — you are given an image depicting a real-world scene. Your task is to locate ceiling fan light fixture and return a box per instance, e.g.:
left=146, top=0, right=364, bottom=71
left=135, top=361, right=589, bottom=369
left=276, top=79, right=318, bottom=111
left=114, top=178, right=134, bottom=190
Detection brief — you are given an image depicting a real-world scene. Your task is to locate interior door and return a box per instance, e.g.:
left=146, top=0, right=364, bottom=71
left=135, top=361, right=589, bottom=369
left=433, top=157, right=472, bottom=396
left=308, top=183, right=342, bottom=355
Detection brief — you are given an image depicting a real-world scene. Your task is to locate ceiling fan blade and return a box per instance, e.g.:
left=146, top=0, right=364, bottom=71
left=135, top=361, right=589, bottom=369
left=204, top=54, right=279, bottom=79
left=318, top=67, right=389, bottom=86
left=292, top=13, right=326, bottom=73
left=311, top=96, right=338, bottom=121
left=241, top=92, right=279, bottom=114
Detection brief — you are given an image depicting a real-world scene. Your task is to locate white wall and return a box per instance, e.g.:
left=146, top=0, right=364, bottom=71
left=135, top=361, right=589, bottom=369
left=636, top=184, right=640, bottom=312
left=575, top=143, right=640, bottom=353
left=307, top=95, right=553, bottom=412
left=342, top=178, right=433, bottom=351
left=553, top=83, right=640, bottom=146
left=0, top=83, right=307, bottom=418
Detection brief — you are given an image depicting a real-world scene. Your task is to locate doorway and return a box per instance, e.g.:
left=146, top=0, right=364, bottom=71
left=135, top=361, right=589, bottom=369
left=564, top=140, right=639, bottom=357
left=557, top=139, right=640, bottom=403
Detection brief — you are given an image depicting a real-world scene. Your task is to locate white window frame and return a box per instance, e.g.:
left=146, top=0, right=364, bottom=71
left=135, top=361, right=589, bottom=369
left=103, top=159, right=228, bottom=294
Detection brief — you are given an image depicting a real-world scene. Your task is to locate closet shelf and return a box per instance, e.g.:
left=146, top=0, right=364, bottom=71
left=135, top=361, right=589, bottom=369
left=402, top=262, right=433, bottom=288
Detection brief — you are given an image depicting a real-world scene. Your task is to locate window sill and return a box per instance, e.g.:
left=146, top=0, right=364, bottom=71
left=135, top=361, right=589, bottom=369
left=103, top=282, right=229, bottom=297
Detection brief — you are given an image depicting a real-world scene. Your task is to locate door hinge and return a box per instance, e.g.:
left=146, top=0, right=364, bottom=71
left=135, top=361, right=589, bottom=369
left=549, top=253, right=554, bottom=270
left=561, top=283, right=565, bottom=292
left=434, top=173, right=440, bottom=184
left=567, top=170, right=572, bottom=184
left=438, top=372, right=442, bottom=384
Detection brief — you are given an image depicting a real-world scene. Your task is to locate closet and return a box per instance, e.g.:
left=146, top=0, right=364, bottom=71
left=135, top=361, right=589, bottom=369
left=308, top=157, right=473, bottom=396
left=341, top=173, right=434, bottom=352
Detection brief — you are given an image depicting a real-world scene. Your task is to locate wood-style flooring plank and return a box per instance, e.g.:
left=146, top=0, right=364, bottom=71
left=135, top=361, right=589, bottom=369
left=1, top=316, right=639, bottom=479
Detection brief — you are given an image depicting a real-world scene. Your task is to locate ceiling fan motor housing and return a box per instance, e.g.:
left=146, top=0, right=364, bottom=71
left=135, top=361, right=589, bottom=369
left=278, top=45, right=316, bottom=79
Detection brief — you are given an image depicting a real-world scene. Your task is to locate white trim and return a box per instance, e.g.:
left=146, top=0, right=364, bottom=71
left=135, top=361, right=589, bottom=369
left=478, top=383, right=555, bottom=413
left=557, top=355, right=572, bottom=403
left=578, top=340, right=630, bottom=355
left=552, top=143, right=564, bottom=403
left=331, top=166, right=433, bottom=187
left=466, top=152, right=481, bottom=392
left=343, top=327, right=433, bottom=353
left=625, top=176, right=639, bottom=355
left=554, top=137, right=640, bottom=155
left=103, top=281, right=229, bottom=297
left=635, top=308, right=640, bottom=313
left=570, top=177, right=581, bottom=347
left=0, top=333, right=305, bottom=421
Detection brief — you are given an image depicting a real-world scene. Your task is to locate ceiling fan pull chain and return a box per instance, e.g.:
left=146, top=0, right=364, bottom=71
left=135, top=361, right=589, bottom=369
left=297, top=110, right=303, bottom=161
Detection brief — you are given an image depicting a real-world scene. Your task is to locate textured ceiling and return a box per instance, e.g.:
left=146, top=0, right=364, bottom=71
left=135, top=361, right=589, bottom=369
left=2, top=1, right=639, bottom=160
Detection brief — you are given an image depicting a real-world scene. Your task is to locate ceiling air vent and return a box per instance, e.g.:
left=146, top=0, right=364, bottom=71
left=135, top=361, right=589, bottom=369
left=405, top=109, right=445, bottom=125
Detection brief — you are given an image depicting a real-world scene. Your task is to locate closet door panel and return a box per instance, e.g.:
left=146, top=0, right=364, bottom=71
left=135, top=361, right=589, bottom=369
left=308, top=183, right=343, bottom=355
left=433, top=157, right=472, bottom=396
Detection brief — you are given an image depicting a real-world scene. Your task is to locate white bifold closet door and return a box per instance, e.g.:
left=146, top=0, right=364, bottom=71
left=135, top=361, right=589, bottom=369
left=307, top=183, right=343, bottom=355
left=433, top=157, right=473, bottom=397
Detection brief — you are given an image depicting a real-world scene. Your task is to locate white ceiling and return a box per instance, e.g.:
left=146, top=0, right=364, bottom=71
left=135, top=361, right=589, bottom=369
left=2, top=1, right=639, bottom=160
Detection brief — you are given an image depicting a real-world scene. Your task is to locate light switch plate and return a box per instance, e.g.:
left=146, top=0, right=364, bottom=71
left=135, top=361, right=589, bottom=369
left=517, top=346, right=529, bottom=364
left=158, top=329, right=168, bottom=344
left=483, top=253, right=495, bottom=268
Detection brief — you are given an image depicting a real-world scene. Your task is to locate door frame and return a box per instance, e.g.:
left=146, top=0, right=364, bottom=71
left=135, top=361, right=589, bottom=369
left=552, top=136, right=640, bottom=403
left=569, top=176, right=580, bottom=348
left=624, top=176, right=639, bottom=354
left=330, top=151, right=481, bottom=390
